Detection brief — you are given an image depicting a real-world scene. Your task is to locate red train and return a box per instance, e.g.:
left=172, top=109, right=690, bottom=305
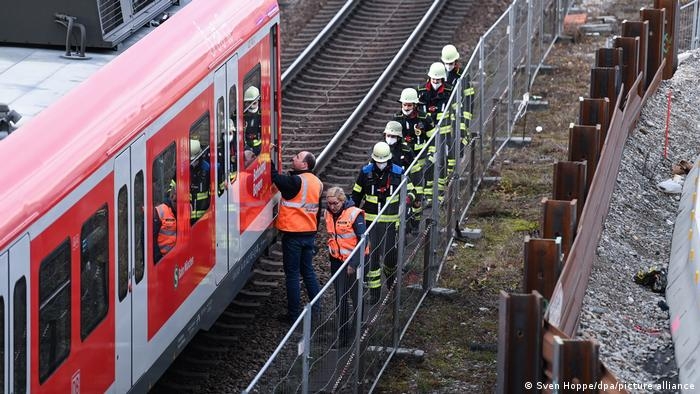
left=0, top=0, right=282, bottom=391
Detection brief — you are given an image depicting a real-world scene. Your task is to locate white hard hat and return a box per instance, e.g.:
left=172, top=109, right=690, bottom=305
left=428, top=62, right=447, bottom=79
left=441, top=44, right=460, bottom=63
left=190, top=139, right=202, bottom=158
left=244, top=86, right=260, bottom=102
left=398, top=88, right=420, bottom=104
left=371, top=141, right=392, bottom=163
left=383, top=121, right=403, bottom=137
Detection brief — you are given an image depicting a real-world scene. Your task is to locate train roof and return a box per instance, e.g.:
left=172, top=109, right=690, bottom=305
left=0, top=0, right=280, bottom=250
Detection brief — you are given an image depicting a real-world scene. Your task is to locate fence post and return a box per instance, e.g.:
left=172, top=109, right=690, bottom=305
left=541, top=198, right=577, bottom=260
left=353, top=236, right=367, bottom=394
left=302, top=305, right=312, bottom=394
left=578, top=97, right=611, bottom=149
left=641, top=7, right=666, bottom=88
left=507, top=6, right=515, bottom=136
left=621, top=20, right=650, bottom=95
left=551, top=337, right=601, bottom=391
left=552, top=161, right=587, bottom=220
left=394, top=179, right=408, bottom=348
left=654, top=0, right=680, bottom=79
left=526, top=0, right=533, bottom=90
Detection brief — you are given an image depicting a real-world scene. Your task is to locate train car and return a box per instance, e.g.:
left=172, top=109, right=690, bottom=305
left=0, top=0, right=282, bottom=391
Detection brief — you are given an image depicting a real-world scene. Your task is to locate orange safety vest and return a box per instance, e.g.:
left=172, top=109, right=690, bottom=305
left=325, top=206, right=368, bottom=261
left=276, top=172, right=322, bottom=232
left=156, top=204, right=176, bottom=255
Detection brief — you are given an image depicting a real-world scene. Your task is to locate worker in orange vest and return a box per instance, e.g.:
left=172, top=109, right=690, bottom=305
left=154, top=179, right=177, bottom=263
left=272, top=150, right=323, bottom=324
left=325, top=186, right=368, bottom=348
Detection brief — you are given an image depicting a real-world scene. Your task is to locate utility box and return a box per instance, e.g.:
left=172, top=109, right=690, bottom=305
left=0, top=0, right=174, bottom=49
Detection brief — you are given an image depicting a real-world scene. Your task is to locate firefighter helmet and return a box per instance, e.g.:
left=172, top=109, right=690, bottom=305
left=441, top=44, right=460, bottom=63
left=427, top=62, right=446, bottom=79
left=244, top=86, right=260, bottom=102
left=398, top=87, right=420, bottom=103
left=190, top=139, right=202, bottom=158
left=371, top=141, right=392, bottom=163
left=384, top=121, right=403, bottom=137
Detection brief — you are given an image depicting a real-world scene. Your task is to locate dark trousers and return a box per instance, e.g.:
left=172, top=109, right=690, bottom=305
left=282, top=233, right=321, bottom=320
left=368, top=220, right=397, bottom=292
left=330, top=258, right=360, bottom=347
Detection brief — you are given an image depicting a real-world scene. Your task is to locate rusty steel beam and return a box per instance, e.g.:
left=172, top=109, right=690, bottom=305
left=568, top=123, right=602, bottom=190
left=640, top=7, right=665, bottom=88
left=579, top=97, right=611, bottom=146
left=553, top=161, right=587, bottom=220
left=589, top=66, right=621, bottom=107
left=497, top=291, right=544, bottom=394
left=654, top=0, right=680, bottom=79
left=541, top=198, right=577, bottom=260
left=524, top=237, right=563, bottom=300
left=542, top=323, right=630, bottom=394
left=613, top=36, right=640, bottom=99
left=621, top=20, right=649, bottom=95
left=595, top=47, right=623, bottom=68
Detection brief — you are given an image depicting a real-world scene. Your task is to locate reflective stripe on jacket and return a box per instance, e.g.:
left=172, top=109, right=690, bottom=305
left=325, top=206, right=369, bottom=261
left=156, top=204, right=176, bottom=255
left=276, top=172, right=322, bottom=232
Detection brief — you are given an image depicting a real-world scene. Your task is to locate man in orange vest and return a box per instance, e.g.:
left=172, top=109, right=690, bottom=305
left=272, top=150, right=323, bottom=324
left=154, top=180, right=177, bottom=263
left=325, top=186, right=368, bottom=348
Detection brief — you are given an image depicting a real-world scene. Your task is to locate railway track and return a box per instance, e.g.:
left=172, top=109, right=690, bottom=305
left=153, top=0, right=484, bottom=391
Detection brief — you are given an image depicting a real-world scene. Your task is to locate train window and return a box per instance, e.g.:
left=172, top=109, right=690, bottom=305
left=118, top=186, right=128, bottom=301
left=217, top=93, right=238, bottom=195
left=229, top=85, right=238, bottom=183
left=189, top=113, right=212, bottom=225
left=0, top=296, right=4, bottom=389
left=13, top=277, right=26, bottom=393
left=217, top=97, right=226, bottom=196
left=152, top=143, right=176, bottom=264
left=243, top=65, right=261, bottom=169
left=39, top=239, right=71, bottom=383
left=81, top=205, right=109, bottom=339
left=134, top=170, right=145, bottom=283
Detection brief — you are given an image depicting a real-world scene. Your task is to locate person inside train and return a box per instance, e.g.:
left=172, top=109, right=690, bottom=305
left=243, top=86, right=262, bottom=156
left=271, top=150, right=323, bottom=324
left=190, top=138, right=211, bottom=224
left=324, top=186, right=368, bottom=348
left=154, top=179, right=177, bottom=263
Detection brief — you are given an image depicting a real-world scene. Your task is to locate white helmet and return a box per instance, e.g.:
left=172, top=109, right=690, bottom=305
left=190, top=139, right=202, bottom=158
left=398, top=88, right=420, bottom=103
left=427, top=62, right=447, bottom=79
left=441, top=44, right=460, bottom=63
left=371, top=141, right=392, bottom=163
left=384, top=121, right=403, bottom=137
left=244, top=86, right=260, bottom=102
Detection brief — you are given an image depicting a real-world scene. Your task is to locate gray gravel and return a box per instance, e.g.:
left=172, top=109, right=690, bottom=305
left=577, top=49, right=700, bottom=393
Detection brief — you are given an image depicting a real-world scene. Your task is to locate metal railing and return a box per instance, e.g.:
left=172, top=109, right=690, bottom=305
left=244, top=0, right=700, bottom=392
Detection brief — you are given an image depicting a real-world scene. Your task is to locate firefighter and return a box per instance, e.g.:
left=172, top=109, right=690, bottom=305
left=243, top=86, right=262, bottom=155
left=393, top=88, right=434, bottom=199
left=189, top=139, right=210, bottom=224
left=441, top=44, right=474, bottom=159
left=352, top=142, right=414, bottom=304
left=418, top=63, right=452, bottom=203
left=384, top=120, right=422, bottom=233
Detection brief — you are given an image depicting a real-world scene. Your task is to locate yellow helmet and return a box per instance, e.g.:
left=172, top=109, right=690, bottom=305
left=371, top=141, right=392, bottom=163
left=441, top=44, right=460, bottom=63
left=427, top=62, right=447, bottom=79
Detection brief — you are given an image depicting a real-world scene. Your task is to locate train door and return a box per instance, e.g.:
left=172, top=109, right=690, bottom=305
left=114, top=135, right=148, bottom=392
left=214, top=54, right=241, bottom=275
left=8, top=236, right=29, bottom=394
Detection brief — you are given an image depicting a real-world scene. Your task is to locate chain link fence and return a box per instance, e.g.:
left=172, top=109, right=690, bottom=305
left=244, top=0, right=699, bottom=392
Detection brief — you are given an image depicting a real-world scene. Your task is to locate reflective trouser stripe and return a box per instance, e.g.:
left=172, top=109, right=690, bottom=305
left=192, top=209, right=206, bottom=219
left=365, top=213, right=399, bottom=222
left=367, top=268, right=382, bottom=289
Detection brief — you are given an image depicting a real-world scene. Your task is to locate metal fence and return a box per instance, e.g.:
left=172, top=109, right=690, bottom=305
left=244, top=0, right=700, bottom=392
